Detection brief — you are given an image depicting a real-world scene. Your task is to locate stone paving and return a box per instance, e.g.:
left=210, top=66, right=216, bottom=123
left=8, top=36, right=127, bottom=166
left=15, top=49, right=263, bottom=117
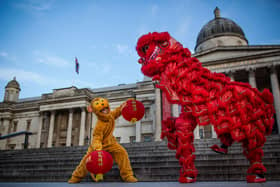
left=0, top=182, right=280, bottom=187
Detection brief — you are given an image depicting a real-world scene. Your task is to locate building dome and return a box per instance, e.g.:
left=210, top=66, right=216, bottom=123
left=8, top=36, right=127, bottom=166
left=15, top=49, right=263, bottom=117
left=195, top=7, right=248, bottom=53
left=5, top=77, right=21, bottom=90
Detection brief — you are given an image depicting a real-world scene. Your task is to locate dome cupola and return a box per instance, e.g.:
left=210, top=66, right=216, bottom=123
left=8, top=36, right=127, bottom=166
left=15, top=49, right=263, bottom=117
left=4, top=77, right=21, bottom=102
left=195, top=7, right=248, bottom=53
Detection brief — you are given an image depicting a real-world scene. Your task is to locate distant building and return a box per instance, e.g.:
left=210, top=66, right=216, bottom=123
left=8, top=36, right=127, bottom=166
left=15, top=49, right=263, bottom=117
left=0, top=7, right=279, bottom=150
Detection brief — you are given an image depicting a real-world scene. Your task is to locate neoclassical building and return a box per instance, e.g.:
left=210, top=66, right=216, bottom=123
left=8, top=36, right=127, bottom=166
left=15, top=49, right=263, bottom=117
left=0, top=7, right=279, bottom=150
left=0, top=79, right=161, bottom=150
left=193, top=7, right=280, bottom=138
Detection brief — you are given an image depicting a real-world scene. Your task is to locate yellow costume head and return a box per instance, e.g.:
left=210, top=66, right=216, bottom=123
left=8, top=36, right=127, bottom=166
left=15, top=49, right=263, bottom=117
left=87, top=97, right=111, bottom=119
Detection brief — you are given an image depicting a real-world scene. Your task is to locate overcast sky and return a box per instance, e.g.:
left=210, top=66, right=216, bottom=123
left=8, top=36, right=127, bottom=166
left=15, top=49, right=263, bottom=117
left=0, top=0, right=280, bottom=100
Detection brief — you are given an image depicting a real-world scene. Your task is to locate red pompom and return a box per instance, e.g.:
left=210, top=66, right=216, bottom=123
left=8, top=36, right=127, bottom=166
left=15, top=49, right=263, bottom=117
left=261, top=88, right=274, bottom=104
left=122, top=100, right=145, bottom=123
left=86, top=150, right=113, bottom=175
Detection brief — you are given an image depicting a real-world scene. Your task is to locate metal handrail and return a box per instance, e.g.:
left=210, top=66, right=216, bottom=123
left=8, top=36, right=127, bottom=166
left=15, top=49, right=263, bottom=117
left=0, top=131, right=33, bottom=149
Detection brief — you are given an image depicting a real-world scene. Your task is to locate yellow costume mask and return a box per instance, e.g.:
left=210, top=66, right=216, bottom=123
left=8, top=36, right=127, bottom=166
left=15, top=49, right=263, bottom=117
left=88, top=97, right=111, bottom=120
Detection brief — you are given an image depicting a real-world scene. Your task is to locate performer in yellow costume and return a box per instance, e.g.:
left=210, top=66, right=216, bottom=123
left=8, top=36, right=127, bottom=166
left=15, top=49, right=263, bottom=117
left=68, top=97, right=138, bottom=183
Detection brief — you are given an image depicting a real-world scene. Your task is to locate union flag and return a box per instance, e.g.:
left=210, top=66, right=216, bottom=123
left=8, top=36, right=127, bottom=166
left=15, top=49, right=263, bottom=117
left=75, top=57, right=79, bottom=74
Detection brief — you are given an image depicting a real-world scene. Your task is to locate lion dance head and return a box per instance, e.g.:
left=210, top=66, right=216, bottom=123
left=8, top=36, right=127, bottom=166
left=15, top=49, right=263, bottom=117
left=136, top=32, right=191, bottom=77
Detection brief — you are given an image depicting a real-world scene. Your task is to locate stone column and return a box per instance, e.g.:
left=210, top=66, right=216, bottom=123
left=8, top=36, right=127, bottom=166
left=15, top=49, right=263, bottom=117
left=211, top=125, right=217, bottom=138
left=66, top=109, right=73, bottom=147
left=172, top=104, right=179, bottom=117
left=47, top=111, right=55, bottom=148
left=228, top=71, right=235, bottom=81
left=136, top=121, right=141, bottom=142
left=79, top=108, right=86, bottom=146
left=249, top=68, right=257, bottom=88
left=36, top=112, right=44, bottom=148
left=91, top=113, right=97, bottom=130
left=1, top=119, right=10, bottom=150
left=90, top=113, right=97, bottom=132
left=270, top=67, right=280, bottom=134
left=154, top=88, right=162, bottom=141
left=194, top=126, right=200, bottom=139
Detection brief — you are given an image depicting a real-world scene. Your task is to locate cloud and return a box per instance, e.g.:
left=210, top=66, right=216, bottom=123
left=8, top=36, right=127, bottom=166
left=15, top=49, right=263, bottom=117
left=151, top=4, right=159, bottom=16
left=13, top=0, right=54, bottom=12
left=0, top=68, right=57, bottom=85
left=33, top=51, right=70, bottom=67
left=116, top=44, right=129, bottom=54
left=175, top=19, right=191, bottom=39
left=74, top=79, right=98, bottom=88
left=84, top=61, right=112, bottom=75
left=0, top=51, right=17, bottom=61
left=115, top=44, right=136, bottom=58
left=0, top=51, right=8, bottom=57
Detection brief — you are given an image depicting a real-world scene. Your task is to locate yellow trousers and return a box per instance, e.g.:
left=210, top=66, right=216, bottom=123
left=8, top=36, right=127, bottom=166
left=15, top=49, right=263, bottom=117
left=72, top=141, right=134, bottom=181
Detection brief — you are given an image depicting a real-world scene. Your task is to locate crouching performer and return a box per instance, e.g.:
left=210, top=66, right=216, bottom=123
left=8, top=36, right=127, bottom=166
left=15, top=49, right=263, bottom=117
left=68, top=97, right=138, bottom=183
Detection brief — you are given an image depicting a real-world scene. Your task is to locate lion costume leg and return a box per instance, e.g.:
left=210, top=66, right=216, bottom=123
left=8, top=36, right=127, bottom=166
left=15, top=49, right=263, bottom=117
left=161, top=117, right=178, bottom=150
left=175, top=112, right=198, bottom=183
left=242, top=131, right=267, bottom=183
left=104, top=142, right=137, bottom=182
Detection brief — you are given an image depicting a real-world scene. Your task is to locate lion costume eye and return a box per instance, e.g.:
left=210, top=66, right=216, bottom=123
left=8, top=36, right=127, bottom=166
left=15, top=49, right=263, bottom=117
left=142, top=45, right=149, bottom=54
left=160, top=41, right=169, bottom=48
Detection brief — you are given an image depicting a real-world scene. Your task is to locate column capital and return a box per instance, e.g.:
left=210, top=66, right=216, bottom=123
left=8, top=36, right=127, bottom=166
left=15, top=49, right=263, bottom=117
left=225, top=69, right=236, bottom=74
left=153, top=80, right=160, bottom=88
left=268, top=65, right=278, bottom=74
left=245, top=66, right=256, bottom=72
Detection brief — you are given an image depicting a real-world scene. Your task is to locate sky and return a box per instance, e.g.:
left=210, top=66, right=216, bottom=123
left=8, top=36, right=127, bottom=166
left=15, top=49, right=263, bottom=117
left=0, top=0, right=280, bottom=100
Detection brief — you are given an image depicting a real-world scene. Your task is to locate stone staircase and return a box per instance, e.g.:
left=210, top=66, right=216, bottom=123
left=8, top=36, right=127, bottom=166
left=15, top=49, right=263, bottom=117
left=0, top=135, right=279, bottom=182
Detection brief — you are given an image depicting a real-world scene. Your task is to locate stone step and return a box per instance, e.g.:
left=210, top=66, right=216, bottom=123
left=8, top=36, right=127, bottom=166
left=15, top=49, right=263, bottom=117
left=0, top=135, right=279, bottom=182
left=0, top=148, right=279, bottom=162
left=1, top=141, right=279, bottom=158
left=1, top=144, right=279, bottom=160
left=0, top=152, right=279, bottom=170
left=0, top=158, right=278, bottom=173
left=1, top=135, right=279, bottom=153
left=1, top=165, right=280, bottom=182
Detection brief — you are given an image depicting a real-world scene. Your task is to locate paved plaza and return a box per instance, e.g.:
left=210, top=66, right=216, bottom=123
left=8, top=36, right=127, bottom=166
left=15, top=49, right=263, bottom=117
left=0, top=182, right=280, bottom=187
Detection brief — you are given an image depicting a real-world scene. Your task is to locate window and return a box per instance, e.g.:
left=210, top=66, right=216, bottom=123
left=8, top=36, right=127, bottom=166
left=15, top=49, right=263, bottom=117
left=217, top=40, right=223, bottom=46
left=144, top=108, right=150, bottom=119
left=8, top=144, right=16, bottom=150
left=130, top=136, right=136, bottom=143
left=116, top=137, right=121, bottom=143
left=13, top=121, right=18, bottom=132
left=237, top=40, right=243, bottom=46
left=143, top=134, right=152, bottom=142
left=26, top=120, right=31, bottom=131
left=199, top=128, right=204, bottom=139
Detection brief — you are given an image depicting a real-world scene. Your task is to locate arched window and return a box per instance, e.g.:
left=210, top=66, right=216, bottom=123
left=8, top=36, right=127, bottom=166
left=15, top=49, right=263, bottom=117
left=217, top=40, right=223, bottom=46
left=237, top=40, right=243, bottom=46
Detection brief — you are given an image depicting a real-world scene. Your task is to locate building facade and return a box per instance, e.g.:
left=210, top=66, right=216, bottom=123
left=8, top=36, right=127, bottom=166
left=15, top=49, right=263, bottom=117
left=0, top=7, right=279, bottom=150
left=0, top=80, right=162, bottom=150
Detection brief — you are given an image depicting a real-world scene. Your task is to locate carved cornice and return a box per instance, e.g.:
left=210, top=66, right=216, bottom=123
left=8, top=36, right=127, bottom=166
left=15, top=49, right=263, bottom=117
left=206, top=59, right=280, bottom=73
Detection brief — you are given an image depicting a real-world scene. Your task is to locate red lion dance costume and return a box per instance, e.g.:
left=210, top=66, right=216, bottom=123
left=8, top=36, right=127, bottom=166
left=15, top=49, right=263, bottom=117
left=136, top=32, right=275, bottom=183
